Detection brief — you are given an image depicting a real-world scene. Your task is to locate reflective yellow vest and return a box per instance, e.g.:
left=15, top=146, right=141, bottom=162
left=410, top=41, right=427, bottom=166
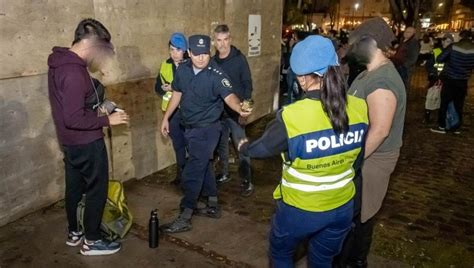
left=277, top=95, right=369, bottom=212
left=433, top=48, right=444, bottom=73
left=159, top=60, right=174, bottom=111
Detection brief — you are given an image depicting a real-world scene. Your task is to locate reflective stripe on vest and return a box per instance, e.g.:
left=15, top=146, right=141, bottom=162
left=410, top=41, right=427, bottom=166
left=160, top=61, right=174, bottom=111
left=276, top=96, right=369, bottom=212
left=433, top=48, right=444, bottom=73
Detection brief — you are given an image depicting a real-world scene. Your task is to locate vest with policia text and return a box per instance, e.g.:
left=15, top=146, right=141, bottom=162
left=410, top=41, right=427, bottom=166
left=160, top=60, right=174, bottom=111
left=277, top=95, right=368, bottom=212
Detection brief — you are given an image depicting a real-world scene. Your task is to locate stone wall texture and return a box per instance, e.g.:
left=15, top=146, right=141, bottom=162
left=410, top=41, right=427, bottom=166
left=0, top=0, right=282, bottom=226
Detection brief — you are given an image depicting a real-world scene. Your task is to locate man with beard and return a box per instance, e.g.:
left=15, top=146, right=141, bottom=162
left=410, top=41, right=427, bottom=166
left=334, top=17, right=407, bottom=267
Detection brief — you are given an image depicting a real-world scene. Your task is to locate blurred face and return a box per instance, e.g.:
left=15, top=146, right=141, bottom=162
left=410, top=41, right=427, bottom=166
left=169, top=44, right=184, bottom=63
left=86, top=40, right=115, bottom=73
left=404, top=27, right=416, bottom=40
left=189, top=51, right=210, bottom=69
left=214, top=32, right=231, bottom=56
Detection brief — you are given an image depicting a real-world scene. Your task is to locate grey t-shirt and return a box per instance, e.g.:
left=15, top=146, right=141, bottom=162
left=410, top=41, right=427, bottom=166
left=348, top=62, right=406, bottom=152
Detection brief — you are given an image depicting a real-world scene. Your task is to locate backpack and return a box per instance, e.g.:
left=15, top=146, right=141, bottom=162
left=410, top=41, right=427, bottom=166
left=77, top=180, right=133, bottom=241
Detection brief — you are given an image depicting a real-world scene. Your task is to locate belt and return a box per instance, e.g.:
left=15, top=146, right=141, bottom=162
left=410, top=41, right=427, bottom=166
left=181, top=121, right=218, bottom=129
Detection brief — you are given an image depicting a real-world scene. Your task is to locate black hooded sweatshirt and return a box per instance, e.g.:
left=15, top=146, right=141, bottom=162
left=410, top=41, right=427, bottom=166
left=48, top=47, right=109, bottom=145
left=212, top=46, right=253, bottom=119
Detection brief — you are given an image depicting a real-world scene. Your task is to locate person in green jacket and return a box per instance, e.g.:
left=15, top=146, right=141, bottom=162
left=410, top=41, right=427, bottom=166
left=154, top=32, right=188, bottom=185
left=238, top=35, right=369, bottom=267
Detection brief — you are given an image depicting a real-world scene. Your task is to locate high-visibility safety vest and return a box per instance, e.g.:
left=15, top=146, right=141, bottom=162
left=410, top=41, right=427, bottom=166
left=160, top=60, right=174, bottom=111
left=277, top=96, right=369, bottom=212
left=433, top=48, right=444, bottom=73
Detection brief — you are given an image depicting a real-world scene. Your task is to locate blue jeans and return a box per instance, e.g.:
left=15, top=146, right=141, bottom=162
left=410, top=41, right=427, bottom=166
left=217, top=117, right=251, bottom=183
left=180, top=122, right=221, bottom=209
left=270, top=199, right=354, bottom=268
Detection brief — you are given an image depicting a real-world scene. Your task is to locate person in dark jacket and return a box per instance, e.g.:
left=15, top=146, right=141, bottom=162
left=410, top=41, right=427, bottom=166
left=431, top=30, right=474, bottom=134
left=212, top=24, right=254, bottom=197
left=48, top=18, right=128, bottom=256
left=391, top=27, right=420, bottom=88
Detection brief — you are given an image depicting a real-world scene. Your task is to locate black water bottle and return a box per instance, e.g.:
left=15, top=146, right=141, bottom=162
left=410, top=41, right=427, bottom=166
left=148, top=209, right=159, bottom=248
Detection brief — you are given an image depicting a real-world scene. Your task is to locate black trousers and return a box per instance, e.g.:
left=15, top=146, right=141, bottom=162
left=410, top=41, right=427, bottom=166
left=333, top=170, right=375, bottom=267
left=63, top=138, right=109, bottom=240
left=438, top=78, right=468, bottom=129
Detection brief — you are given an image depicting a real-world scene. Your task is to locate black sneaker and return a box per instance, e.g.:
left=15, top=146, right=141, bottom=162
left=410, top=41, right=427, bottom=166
left=216, top=174, right=231, bottom=185
left=430, top=126, right=446, bottom=134
left=241, top=181, right=254, bottom=197
left=195, top=205, right=221, bottom=219
left=160, top=216, right=192, bottom=233
left=80, top=239, right=121, bottom=256
left=66, top=231, right=84, bottom=247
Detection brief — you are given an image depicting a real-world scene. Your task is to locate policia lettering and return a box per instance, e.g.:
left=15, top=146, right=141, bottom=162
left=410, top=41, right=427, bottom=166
left=305, top=129, right=365, bottom=153
left=277, top=97, right=369, bottom=212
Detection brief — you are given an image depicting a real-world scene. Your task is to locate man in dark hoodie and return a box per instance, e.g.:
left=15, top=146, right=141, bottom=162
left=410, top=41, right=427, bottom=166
left=48, top=18, right=128, bottom=256
left=212, top=24, right=254, bottom=197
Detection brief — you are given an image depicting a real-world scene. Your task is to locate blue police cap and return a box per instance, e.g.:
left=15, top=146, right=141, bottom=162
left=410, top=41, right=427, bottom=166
left=188, top=35, right=211, bottom=55
left=290, top=35, right=339, bottom=76
left=170, top=32, right=188, bottom=51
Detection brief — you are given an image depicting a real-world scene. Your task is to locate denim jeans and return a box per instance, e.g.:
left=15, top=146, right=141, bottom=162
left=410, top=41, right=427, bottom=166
left=270, top=199, right=354, bottom=268
left=217, top=117, right=251, bottom=183
left=63, top=138, right=109, bottom=240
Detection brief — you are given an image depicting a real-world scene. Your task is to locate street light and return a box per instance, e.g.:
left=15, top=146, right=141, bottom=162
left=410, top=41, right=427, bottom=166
left=352, top=3, right=360, bottom=26
left=438, top=2, right=444, bottom=7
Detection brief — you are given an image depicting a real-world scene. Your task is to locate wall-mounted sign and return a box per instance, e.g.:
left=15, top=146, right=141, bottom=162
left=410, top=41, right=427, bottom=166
left=248, top=14, right=261, bottom=57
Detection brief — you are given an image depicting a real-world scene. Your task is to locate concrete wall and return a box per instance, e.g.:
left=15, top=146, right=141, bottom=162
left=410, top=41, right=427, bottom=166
left=0, top=0, right=282, bottom=226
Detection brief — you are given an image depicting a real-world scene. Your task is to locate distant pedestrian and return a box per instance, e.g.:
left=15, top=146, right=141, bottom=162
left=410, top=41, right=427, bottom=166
left=431, top=30, right=474, bottom=134
left=391, top=26, right=420, bottom=88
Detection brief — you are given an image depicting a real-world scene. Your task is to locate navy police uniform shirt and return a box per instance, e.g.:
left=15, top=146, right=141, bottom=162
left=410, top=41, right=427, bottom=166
left=172, top=60, right=234, bottom=126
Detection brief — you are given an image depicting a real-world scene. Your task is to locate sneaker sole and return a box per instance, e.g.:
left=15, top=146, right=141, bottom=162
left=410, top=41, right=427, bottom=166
left=66, top=236, right=84, bottom=247
left=430, top=129, right=446, bottom=134
left=216, top=178, right=232, bottom=185
left=161, top=226, right=192, bottom=233
left=194, top=211, right=221, bottom=219
left=80, top=247, right=121, bottom=256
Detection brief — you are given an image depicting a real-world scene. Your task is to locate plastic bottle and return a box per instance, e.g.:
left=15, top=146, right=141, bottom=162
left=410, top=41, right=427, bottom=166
left=148, top=209, right=159, bottom=248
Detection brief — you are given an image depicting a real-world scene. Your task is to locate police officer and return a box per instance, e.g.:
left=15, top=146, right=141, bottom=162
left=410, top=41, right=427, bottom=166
left=238, top=36, right=369, bottom=267
left=160, top=35, right=250, bottom=233
left=155, top=32, right=188, bottom=185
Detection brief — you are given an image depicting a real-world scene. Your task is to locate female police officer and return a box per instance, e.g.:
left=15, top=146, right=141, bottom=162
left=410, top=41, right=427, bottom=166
left=238, top=35, right=369, bottom=267
left=155, top=32, right=188, bottom=185
left=160, top=35, right=250, bottom=233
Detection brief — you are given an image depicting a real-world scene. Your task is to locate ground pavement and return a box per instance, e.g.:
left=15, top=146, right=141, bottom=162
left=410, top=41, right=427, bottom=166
left=0, top=67, right=472, bottom=267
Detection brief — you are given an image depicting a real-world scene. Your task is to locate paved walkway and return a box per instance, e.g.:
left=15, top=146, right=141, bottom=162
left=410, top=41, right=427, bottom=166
left=1, top=67, right=472, bottom=267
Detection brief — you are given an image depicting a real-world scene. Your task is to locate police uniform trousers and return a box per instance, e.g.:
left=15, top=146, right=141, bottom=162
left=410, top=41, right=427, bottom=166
left=180, top=121, right=222, bottom=209
left=168, top=110, right=186, bottom=177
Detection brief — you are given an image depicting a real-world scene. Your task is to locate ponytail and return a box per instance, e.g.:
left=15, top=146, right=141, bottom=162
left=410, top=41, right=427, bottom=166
left=72, top=18, right=111, bottom=45
left=320, top=66, right=349, bottom=134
